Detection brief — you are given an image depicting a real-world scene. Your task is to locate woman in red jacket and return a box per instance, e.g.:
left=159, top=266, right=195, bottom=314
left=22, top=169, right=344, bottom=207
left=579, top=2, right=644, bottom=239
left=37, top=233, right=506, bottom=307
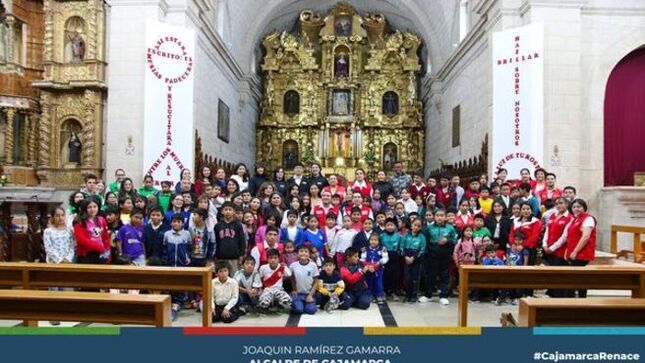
left=541, top=197, right=573, bottom=297
left=565, top=198, right=596, bottom=298
left=509, top=202, right=542, bottom=265
left=348, top=169, right=373, bottom=198
left=73, top=198, right=111, bottom=264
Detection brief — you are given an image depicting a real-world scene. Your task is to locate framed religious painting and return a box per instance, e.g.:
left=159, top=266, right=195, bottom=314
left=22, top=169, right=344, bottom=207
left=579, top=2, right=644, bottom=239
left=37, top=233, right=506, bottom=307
left=218, top=99, right=230, bottom=143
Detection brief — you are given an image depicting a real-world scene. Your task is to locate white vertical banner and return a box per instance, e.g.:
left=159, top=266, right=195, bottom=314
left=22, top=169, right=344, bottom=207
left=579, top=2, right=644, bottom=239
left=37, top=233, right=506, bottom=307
left=143, top=20, right=195, bottom=187
left=492, top=22, right=544, bottom=180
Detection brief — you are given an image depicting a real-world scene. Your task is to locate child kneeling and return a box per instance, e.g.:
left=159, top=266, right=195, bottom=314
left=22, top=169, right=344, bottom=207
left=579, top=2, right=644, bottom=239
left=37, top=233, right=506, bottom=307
left=212, top=263, right=242, bottom=323
left=258, top=248, right=292, bottom=311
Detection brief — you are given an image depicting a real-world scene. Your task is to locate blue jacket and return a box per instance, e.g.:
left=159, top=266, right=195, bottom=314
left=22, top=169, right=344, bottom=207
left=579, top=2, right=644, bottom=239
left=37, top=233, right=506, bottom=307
left=352, top=230, right=376, bottom=251
left=280, top=226, right=303, bottom=244
left=143, top=222, right=170, bottom=260
left=163, top=229, right=191, bottom=267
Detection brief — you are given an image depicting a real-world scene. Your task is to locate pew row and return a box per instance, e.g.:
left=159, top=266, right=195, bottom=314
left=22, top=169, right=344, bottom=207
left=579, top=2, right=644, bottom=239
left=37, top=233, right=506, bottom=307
left=458, top=265, right=645, bottom=327
left=0, top=262, right=213, bottom=327
left=519, top=297, right=645, bottom=327
left=0, top=290, right=171, bottom=327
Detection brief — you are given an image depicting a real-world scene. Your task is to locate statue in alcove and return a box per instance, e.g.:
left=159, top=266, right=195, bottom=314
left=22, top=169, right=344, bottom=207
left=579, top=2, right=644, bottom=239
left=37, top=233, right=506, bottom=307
left=283, top=143, right=299, bottom=169
left=383, top=92, right=399, bottom=115
left=67, top=31, right=85, bottom=62
left=68, top=132, right=82, bottom=163
left=335, top=54, right=349, bottom=78
left=284, top=91, right=300, bottom=115
left=332, top=90, right=350, bottom=116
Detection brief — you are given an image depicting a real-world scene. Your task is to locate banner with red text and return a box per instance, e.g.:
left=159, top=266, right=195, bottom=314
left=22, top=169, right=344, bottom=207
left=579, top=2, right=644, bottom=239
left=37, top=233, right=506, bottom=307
left=143, top=20, right=195, bottom=186
left=492, top=22, right=543, bottom=181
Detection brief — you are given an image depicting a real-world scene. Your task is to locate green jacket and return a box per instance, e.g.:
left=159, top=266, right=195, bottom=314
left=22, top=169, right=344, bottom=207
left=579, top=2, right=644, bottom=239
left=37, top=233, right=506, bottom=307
left=138, top=186, right=158, bottom=199
left=380, top=232, right=401, bottom=253
left=423, top=223, right=458, bottom=246
left=400, top=233, right=426, bottom=257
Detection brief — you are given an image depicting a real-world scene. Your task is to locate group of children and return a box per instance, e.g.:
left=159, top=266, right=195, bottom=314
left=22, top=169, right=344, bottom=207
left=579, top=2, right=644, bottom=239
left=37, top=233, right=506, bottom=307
left=51, top=165, right=588, bottom=324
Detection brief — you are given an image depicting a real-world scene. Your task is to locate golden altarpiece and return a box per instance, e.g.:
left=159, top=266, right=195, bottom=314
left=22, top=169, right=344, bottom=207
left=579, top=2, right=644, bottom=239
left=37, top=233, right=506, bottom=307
left=30, top=0, right=106, bottom=187
left=256, top=4, right=424, bottom=178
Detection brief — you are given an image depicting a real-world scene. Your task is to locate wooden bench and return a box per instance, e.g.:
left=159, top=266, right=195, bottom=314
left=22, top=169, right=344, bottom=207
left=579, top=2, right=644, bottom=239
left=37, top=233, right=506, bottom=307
left=0, top=262, right=213, bottom=327
left=519, top=298, right=645, bottom=327
left=611, top=225, right=645, bottom=263
left=458, top=265, right=645, bottom=326
left=0, top=290, right=171, bottom=327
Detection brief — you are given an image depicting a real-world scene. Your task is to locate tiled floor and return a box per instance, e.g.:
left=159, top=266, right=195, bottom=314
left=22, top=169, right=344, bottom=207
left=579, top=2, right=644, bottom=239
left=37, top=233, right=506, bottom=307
left=0, top=290, right=631, bottom=328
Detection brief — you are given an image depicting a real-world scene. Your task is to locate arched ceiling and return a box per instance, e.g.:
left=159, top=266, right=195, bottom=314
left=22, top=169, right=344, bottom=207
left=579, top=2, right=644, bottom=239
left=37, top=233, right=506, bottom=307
left=224, top=0, right=459, bottom=76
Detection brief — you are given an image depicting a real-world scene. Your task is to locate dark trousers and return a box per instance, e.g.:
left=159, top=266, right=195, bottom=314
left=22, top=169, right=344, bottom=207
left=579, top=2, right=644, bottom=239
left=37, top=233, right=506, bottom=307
left=383, top=251, right=399, bottom=295
left=403, top=258, right=421, bottom=301
left=213, top=304, right=239, bottom=324
left=544, top=254, right=568, bottom=297
left=567, top=259, right=590, bottom=298
left=424, top=244, right=453, bottom=298
left=522, top=248, right=537, bottom=296
left=77, top=251, right=108, bottom=264
left=340, top=290, right=371, bottom=310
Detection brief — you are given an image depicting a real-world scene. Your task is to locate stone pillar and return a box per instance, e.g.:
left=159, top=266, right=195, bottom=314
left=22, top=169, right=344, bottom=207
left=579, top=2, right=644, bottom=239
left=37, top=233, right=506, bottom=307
left=38, top=93, right=51, bottom=168
left=3, top=108, right=15, bottom=165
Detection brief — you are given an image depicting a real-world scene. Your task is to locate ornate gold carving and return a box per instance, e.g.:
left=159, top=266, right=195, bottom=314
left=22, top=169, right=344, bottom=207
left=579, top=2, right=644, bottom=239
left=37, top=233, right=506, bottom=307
left=3, top=108, right=15, bottom=165
left=257, top=4, right=424, bottom=176
left=82, top=89, right=95, bottom=168
left=38, top=92, right=51, bottom=167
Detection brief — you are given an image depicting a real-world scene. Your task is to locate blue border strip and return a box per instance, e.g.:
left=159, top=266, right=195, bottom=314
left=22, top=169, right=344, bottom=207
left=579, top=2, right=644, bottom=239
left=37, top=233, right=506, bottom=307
left=534, top=327, right=645, bottom=335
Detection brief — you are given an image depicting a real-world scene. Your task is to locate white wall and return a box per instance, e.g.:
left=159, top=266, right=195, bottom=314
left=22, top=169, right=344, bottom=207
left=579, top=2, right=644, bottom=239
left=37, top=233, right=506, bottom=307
left=105, top=0, right=258, bottom=185
left=425, top=0, right=645, bottom=223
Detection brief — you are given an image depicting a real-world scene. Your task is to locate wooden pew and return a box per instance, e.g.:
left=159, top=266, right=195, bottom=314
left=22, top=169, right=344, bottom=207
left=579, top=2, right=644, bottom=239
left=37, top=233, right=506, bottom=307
left=0, top=290, right=171, bottom=327
left=458, top=265, right=645, bottom=327
left=0, top=262, right=213, bottom=327
left=611, top=225, right=645, bottom=263
left=519, top=298, right=645, bottom=327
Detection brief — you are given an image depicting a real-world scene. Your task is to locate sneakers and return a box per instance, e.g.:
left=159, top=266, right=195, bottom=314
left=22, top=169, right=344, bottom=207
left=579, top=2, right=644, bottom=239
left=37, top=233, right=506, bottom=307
left=511, top=299, right=518, bottom=305
left=439, top=298, right=450, bottom=305
left=171, top=303, right=180, bottom=322
left=390, top=293, right=400, bottom=302
left=376, top=296, right=386, bottom=305
left=417, top=296, right=432, bottom=303
left=494, top=297, right=506, bottom=306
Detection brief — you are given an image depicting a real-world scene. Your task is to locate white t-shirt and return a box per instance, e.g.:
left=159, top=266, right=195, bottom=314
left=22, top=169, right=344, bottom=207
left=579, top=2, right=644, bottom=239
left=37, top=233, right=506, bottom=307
left=259, top=264, right=292, bottom=290
left=582, top=216, right=595, bottom=228
left=289, top=260, right=319, bottom=294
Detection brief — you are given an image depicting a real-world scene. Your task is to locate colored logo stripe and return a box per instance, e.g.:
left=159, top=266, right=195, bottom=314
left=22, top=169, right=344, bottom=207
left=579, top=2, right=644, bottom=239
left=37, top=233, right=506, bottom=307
left=0, top=327, right=120, bottom=335
left=364, top=327, right=481, bottom=335
left=184, top=327, right=307, bottom=336
left=534, top=327, right=645, bottom=335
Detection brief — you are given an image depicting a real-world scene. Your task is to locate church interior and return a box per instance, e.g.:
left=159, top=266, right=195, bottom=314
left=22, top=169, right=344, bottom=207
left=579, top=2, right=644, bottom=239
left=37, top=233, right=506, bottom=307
left=0, top=0, right=644, bottom=328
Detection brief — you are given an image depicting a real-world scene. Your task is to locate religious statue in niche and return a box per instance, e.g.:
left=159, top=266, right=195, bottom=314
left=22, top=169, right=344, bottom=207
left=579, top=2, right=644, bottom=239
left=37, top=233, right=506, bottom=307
left=68, top=132, right=82, bottom=163
left=335, top=53, right=349, bottom=78
left=283, top=141, right=299, bottom=169
left=284, top=90, right=300, bottom=115
left=382, top=91, right=399, bottom=115
left=335, top=16, right=351, bottom=36
left=383, top=143, right=398, bottom=171
left=66, top=31, right=85, bottom=62
left=332, top=90, right=350, bottom=116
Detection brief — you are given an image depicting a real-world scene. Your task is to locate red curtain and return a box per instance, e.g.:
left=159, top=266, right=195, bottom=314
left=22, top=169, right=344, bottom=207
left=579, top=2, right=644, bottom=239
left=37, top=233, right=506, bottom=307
left=604, top=48, right=645, bottom=186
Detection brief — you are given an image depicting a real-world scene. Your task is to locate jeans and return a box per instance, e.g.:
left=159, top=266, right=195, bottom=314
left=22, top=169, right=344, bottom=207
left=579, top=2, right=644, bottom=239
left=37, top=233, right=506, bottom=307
left=292, top=293, right=317, bottom=314
left=340, top=290, right=371, bottom=310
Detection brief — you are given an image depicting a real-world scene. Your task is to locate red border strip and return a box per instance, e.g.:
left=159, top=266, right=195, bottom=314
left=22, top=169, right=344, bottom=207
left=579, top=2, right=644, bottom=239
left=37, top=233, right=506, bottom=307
left=184, top=327, right=307, bottom=336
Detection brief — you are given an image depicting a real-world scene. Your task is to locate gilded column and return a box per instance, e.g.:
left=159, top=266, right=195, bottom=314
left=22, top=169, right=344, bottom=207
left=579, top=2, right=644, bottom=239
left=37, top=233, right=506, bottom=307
left=82, top=90, right=96, bottom=168
left=3, top=108, right=15, bottom=165
left=38, top=93, right=51, bottom=168
left=27, top=113, right=38, bottom=167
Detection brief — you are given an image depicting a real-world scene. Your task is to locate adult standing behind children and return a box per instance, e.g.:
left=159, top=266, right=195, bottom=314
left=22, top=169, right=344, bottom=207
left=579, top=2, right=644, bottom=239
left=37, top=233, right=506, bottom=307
left=564, top=198, right=597, bottom=298
left=215, top=202, right=246, bottom=274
